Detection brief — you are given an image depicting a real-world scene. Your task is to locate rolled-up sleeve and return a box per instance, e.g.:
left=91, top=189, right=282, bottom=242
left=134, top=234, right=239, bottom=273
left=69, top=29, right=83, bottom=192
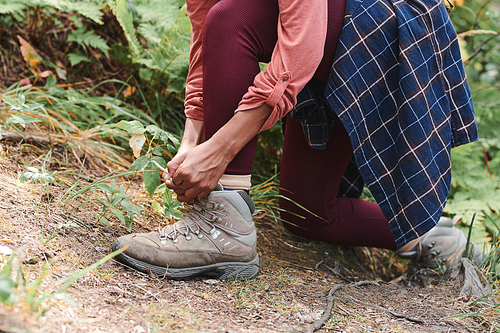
left=184, top=0, right=218, bottom=121
left=236, top=0, right=328, bottom=131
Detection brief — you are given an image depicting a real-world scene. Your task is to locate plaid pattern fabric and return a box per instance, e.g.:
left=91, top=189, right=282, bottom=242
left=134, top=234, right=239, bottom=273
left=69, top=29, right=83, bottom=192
left=290, top=78, right=334, bottom=150
left=322, top=0, right=478, bottom=248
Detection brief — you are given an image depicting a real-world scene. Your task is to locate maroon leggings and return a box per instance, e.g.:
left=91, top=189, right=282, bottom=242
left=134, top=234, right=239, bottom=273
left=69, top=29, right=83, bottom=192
left=202, top=0, right=398, bottom=250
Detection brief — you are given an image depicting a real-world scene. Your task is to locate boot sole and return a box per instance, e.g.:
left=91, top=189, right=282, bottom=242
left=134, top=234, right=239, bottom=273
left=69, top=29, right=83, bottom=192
left=112, top=239, right=259, bottom=280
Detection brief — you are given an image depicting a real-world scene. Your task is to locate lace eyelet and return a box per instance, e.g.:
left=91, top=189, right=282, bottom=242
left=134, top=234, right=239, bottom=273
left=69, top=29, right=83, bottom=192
left=173, top=238, right=179, bottom=243
left=159, top=235, right=167, bottom=244
left=185, top=234, right=192, bottom=241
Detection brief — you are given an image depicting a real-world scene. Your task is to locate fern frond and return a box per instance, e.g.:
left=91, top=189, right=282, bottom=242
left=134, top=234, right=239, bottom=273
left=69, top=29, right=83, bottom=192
left=35, top=0, right=104, bottom=24
left=107, top=0, right=141, bottom=56
left=135, top=0, right=179, bottom=31
left=68, top=53, right=91, bottom=66
left=138, top=23, right=161, bottom=45
left=67, top=27, right=110, bottom=56
left=0, top=0, right=29, bottom=21
left=0, top=3, right=27, bottom=14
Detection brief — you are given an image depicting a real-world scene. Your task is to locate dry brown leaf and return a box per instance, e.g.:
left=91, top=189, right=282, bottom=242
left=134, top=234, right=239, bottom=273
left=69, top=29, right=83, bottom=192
left=123, top=86, right=136, bottom=97
left=17, top=35, right=41, bottom=68
left=129, top=133, right=146, bottom=158
left=39, top=70, right=53, bottom=78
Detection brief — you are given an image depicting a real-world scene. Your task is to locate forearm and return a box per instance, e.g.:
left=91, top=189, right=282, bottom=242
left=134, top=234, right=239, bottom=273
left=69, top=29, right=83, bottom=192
left=210, top=103, right=273, bottom=162
left=179, top=118, right=204, bottom=152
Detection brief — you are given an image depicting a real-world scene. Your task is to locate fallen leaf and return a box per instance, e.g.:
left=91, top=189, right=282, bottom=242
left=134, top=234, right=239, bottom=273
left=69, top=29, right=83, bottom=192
left=39, top=70, right=53, bottom=78
left=123, top=86, right=136, bottom=97
left=19, top=78, right=31, bottom=86
left=17, top=36, right=41, bottom=68
left=129, top=133, right=146, bottom=158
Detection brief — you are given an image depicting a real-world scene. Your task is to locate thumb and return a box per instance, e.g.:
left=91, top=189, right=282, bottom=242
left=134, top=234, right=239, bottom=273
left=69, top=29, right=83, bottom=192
left=166, top=152, right=186, bottom=180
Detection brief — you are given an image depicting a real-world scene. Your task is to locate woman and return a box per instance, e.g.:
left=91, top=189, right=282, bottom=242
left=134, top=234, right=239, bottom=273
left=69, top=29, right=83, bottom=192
left=112, top=0, right=481, bottom=280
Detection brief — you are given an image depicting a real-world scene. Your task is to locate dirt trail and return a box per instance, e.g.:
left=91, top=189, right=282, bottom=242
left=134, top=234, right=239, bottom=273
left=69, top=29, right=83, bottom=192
left=0, top=142, right=498, bottom=332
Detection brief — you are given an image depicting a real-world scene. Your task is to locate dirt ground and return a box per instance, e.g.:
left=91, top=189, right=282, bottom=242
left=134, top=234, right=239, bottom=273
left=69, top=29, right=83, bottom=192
left=0, top=141, right=499, bottom=333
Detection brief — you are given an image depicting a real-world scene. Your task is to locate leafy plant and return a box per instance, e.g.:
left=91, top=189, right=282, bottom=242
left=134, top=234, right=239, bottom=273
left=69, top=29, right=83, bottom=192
left=116, top=119, right=179, bottom=195
left=95, top=179, right=143, bottom=231
left=0, top=0, right=104, bottom=25
left=0, top=248, right=123, bottom=319
left=116, top=119, right=183, bottom=221
left=67, top=26, right=110, bottom=65
left=154, top=183, right=183, bottom=220
left=19, top=166, right=55, bottom=184
left=0, top=94, right=43, bottom=138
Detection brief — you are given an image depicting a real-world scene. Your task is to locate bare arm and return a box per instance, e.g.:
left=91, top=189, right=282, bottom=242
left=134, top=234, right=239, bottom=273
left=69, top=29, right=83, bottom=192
left=177, top=118, right=204, bottom=156
left=165, top=103, right=272, bottom=203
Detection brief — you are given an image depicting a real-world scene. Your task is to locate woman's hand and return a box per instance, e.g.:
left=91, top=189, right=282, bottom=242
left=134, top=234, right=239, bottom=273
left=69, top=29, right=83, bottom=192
left=165, top=103, right=273, bottom=203
left=165, top=136, right=231, bottom=203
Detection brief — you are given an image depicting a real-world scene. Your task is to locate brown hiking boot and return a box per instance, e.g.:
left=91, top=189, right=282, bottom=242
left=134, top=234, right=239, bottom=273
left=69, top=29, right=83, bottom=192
left=112, top=185, right=259, bottom=280
left=401, top=216, right=483, bottom=286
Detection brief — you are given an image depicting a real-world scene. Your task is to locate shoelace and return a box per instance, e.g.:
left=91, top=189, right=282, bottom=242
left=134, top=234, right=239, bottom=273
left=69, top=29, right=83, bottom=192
left=158, top=198, right=226, bottom=244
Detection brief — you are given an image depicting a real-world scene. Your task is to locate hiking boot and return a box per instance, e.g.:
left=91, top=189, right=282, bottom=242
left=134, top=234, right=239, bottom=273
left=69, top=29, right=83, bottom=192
left=400, top=216, right=483, bottom=286
left=112, top=184, right=259, bottom=280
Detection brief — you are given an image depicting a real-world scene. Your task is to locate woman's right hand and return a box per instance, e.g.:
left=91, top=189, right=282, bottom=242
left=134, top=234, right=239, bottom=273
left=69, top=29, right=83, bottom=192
left=161, top=118, right=204, bottom=186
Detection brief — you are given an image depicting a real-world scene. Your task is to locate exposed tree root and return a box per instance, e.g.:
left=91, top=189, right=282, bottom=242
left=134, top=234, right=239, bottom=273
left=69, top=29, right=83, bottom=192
left=313, top=280, right=424, bottom=331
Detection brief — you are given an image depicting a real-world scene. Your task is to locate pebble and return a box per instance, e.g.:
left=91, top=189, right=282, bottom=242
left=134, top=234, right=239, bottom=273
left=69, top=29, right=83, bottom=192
left=133, top=325, right=145, bottom=333
left=204, top=279, right=220, bottom=285
left=0, top=246, right=12, bottom=256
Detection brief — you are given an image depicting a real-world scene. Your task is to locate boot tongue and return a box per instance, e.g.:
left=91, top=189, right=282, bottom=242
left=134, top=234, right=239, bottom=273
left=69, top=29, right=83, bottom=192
left=213, top=183, right=224, bottom=191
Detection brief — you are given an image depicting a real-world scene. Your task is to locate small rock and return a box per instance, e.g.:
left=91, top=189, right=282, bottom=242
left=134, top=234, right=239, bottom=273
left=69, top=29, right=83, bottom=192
left=133, top=325, right=145, bottom=333
left=204, top=279, right=219, bottom=285
left=0, top=246, right=12, bottom=256
left=23, top=257, right=39, bottom=265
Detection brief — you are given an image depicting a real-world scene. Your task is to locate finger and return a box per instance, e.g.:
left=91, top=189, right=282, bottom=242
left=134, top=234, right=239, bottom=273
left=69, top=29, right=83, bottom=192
left=175, top=193, right=195, bottom=204
left=166, top=152, right=187, bottom=179
left=172, top=187, right=187, bottom=197
left=166, top=177, right=183, bottom=190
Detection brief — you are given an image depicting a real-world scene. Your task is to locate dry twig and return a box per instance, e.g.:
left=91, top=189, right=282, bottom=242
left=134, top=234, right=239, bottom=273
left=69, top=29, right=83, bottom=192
left=312, top=280, right=424, bottom=331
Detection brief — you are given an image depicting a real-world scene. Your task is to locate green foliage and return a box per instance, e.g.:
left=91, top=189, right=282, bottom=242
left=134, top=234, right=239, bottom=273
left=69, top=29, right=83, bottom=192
left=0, top=249, right=123, bottom=317
left=109, top=0, right=190, bottom=95
left=0, top=0, right=104, bottom=24
left=0, top=80, right=157, bottom=166
left=38, top=0, right=105, bottom=24
left=0, top=94, right=43, bottom=135
left=117, top=118, right=183, bottom=220
left=0, top=1, right=29, bottom=22
left=68, top=53, right=91, bottom=66
left=19, top=166, right=56, bottom=184
left=67, top=27, right=110, bottom=56
left=107, top=0, right=141, bottom=56
left=162, top=185, right=183, bottom=220
left=95, top=179, right=143, bottom=231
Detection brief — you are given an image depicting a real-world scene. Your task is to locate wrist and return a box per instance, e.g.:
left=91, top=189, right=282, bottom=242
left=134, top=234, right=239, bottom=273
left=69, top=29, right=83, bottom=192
left=180, top=118, right=204, bottom=148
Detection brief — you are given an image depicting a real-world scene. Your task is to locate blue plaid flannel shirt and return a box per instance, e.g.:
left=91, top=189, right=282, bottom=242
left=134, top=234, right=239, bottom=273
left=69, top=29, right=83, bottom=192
left=291, top=0, right=478, bottom=248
